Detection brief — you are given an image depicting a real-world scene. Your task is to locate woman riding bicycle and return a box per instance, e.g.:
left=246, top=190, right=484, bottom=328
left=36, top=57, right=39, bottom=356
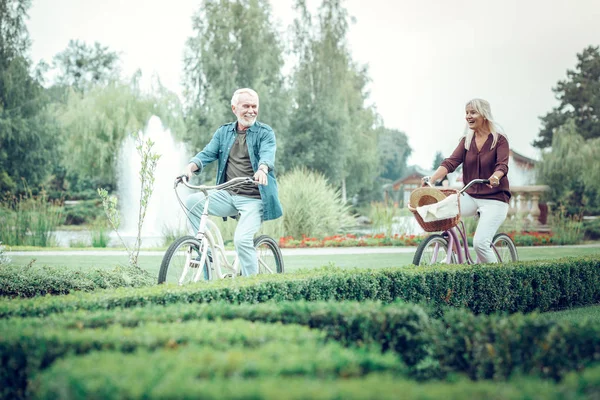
left=425, top=98, right=511, bottom=263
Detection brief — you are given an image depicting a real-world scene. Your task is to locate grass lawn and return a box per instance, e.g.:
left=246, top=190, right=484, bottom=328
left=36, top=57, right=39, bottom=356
left=7, top=245, right=600, bottom=278
left=541, top=304, right=600, bottom=323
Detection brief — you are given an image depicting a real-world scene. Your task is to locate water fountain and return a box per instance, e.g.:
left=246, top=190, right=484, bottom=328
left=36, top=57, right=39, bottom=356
left=116, top=116, right=191, bottom=247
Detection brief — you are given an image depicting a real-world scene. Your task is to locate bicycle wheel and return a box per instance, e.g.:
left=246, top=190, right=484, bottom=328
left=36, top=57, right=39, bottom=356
left=492, top=233, right=518, bottom=263
left=254, top=235, right=284, bottom=274
left=158, top=236, right=211, bottom=284
left=413, top=234, right=457, bottom=266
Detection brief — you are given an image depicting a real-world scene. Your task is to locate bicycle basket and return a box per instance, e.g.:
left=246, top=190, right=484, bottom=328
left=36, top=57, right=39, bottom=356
left=408, top=188, right=460, bottom=232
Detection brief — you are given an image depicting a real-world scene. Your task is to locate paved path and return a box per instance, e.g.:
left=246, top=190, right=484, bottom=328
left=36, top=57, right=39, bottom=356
left=7, top=243, right=600, bottom=257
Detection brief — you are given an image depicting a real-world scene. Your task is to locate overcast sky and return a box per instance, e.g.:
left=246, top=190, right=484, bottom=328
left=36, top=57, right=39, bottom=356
left=27, top=0, right=600, bottom=169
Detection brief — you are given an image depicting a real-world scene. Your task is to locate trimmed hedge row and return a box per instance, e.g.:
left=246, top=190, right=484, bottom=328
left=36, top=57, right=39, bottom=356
left=30, top=357, right=600, bottom=400
left=1, top=317, right=404, bottom=399
left=3, top=300, right=600, bottom=394
left=0, top=264, right=153, bottom=298
left=2, top=256, right=599, bottom=318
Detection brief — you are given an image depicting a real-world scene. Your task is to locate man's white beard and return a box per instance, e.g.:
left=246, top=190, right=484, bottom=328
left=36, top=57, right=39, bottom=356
left=238, top=115, right=256, bottom=128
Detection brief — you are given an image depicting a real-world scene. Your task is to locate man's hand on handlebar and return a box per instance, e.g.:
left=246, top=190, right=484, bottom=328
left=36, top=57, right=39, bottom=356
left=253, top=168, right=268, bottom=186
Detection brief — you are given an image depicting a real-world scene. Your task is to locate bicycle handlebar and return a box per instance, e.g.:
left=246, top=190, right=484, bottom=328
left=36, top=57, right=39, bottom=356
left=422, top=177, right=491, bottom=194
left=175, top=176, right=255, bottom=192
left=459, top=178, right=490, bottom=194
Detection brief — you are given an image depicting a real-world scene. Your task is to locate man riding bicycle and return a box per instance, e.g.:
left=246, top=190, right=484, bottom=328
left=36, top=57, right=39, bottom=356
left=182, top=88, right=283, bottom=276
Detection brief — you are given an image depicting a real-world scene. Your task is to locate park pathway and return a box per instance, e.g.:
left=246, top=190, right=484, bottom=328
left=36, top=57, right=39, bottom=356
left=7, top=243, right=600, bottom=257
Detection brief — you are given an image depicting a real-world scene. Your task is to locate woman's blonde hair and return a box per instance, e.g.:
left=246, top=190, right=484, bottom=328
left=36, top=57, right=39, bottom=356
left=463, top=98, right=507, bottom=150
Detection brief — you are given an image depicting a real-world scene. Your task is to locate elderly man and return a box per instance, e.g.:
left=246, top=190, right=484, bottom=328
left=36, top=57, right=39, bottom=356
left=183, top=88, right=283, bottom=276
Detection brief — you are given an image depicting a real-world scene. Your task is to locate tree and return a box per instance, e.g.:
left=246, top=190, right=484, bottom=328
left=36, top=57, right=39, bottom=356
left=286, top=0, right=380, bottom=202
left=538, top=119, right=600, bottom=215
left=51, top=40, right=121, bottom=92
left=0, top=0, right=59, bottom=194
left=534, top=46, right=600, bottom=149
left=54, top=76, right=186, bottom=192
left=378, top=127, right=412, bottom=181
left=182, top=0, right=289, bottom=155
left=431, top=151, right=444, bottom=171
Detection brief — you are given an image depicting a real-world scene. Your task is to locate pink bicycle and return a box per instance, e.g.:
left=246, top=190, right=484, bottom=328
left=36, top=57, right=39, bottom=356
left=409, top=178, right=518, bottom=266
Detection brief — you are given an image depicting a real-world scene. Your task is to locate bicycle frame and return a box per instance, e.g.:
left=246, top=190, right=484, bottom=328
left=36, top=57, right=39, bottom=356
left=177, top=176, right=252, bottom=282
left=422, top=178, right=511, bottom=265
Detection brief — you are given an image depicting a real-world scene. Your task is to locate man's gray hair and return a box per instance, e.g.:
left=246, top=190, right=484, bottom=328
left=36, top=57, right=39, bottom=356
left=231, top=88, right=259, bottom=107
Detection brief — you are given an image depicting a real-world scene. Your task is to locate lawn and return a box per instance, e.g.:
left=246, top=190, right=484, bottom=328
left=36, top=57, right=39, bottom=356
left=7, top=245, right=600, bottom=278
left=541, top=304, right=600, bottom=323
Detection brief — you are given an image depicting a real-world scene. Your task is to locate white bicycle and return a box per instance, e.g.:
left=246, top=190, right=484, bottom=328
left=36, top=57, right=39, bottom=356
left=158, top=176, right=284, bottom=284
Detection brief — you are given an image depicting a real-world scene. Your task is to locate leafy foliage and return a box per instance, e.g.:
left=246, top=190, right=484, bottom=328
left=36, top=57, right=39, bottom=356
left=182, top=0, right=289, bottom=154
left=54, top=77, right=183, bottom=191
left=534, top=46, right=600, bottom=148
left=538, top=119, right=600, bottom=215
left=431, top=151, right=444, bottom=171
left=260, top=167, right=354, bottom=239
left=98, top=137, right=160, bottom=267
left=379, top=126, right=412, bottom=181
left=51, top=40, right=120, bottom=92
left=285, top=0, right=381, bottom=201
left=0, top=0, right=60, bottom=194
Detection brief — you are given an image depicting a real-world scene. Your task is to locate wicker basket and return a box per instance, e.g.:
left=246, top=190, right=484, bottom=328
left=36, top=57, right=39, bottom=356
left=408, top=189, right=461, bottom=232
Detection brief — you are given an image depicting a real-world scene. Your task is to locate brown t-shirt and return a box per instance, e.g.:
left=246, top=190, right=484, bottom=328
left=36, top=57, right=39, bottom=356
left=440, top=134, right=511, bottom=203
left=225, top=130, right=261, bottom=199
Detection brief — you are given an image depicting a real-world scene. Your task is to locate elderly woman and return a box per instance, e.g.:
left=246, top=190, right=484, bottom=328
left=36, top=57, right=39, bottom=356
left=426, top=98, right=511, bottom=263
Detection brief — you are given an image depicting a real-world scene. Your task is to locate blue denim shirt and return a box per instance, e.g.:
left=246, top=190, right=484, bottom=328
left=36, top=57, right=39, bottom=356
left=189, top=121, right=283, bottom=221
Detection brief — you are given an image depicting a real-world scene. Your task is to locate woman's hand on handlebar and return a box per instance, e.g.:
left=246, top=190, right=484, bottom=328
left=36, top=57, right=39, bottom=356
left=421, top=176, right=433, bottom=187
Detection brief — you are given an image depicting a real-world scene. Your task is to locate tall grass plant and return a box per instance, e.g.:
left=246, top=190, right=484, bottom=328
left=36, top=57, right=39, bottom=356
left=260, top=167, right=354, bottom=239
left=0, top=190, right=62, bottom=247
left=550, top=206, right=584, bottom=245
left=369, top=202, right=396, bottom=237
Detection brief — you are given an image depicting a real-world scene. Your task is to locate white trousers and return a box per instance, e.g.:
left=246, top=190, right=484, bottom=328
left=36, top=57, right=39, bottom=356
left=459, top=193, right=509, bottom=263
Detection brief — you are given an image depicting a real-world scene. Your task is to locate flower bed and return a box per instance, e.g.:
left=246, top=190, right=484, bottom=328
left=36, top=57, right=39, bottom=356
left=279, top=233, right=423, bottom=248
left=278, top=232, right=558, bottom=248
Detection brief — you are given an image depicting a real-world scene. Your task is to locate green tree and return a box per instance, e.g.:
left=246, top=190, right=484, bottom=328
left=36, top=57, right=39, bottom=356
left=286, top=0, right=380, bottom=202
left=378, top=127, right=412, bottom=181
left=431, top=151, right=444, bottom=171
left=54, top=76, right=185, bottom=193
left=182, top=0, right=289, bottom=155
left=0, top=0, right=59, bottom=194
left=538, top=119, right=600, bottom=215
left=534, top=46, right=600, bottom=149
left=51, top=40, right=120, bottom=92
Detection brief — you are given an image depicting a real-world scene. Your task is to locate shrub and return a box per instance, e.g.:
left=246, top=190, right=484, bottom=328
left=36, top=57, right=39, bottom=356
left=0, top=190, right=62, bottom=247
left=62, top=199, right=105, bottom=225
left=2, top=256, right=599, bottom=318
left=260, top=167, right=355, bottom=239
left=0, top=264, right=154, bottom=298
left=583, top=217, right=600, bottom=240
left=0, top=242, right=10, bottom=266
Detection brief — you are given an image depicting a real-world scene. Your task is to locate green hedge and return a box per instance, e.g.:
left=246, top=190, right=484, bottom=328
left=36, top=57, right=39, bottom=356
left=30, top=357, right=600, bottom=400
left=0, top=264, right=154, bottom=298
left=3, top=300, right=600, bottom=399
left=1, top=317, right=404, bottom=400
left=2, top=256, right=599, bottom=318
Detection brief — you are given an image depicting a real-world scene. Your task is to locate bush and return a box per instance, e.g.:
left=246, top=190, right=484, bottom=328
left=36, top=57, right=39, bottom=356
left=4, top=300, right=600, bottom=399
left=2, top=256, right=599, bottom=318
left=260, top=167, right=355, bottom=239
left=62, top=199, right=105, bottom=225
left=0, top=264, right=154, bottom=298
left=0, top=191, right=62, bottom=247
left=583, top=218, right=600, bottom=240
left=1, top=317, right=403, bottom=399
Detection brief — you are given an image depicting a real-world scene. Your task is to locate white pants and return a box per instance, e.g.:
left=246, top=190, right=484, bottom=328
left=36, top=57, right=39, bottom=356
left=460, top=193, right=509, bottom=263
